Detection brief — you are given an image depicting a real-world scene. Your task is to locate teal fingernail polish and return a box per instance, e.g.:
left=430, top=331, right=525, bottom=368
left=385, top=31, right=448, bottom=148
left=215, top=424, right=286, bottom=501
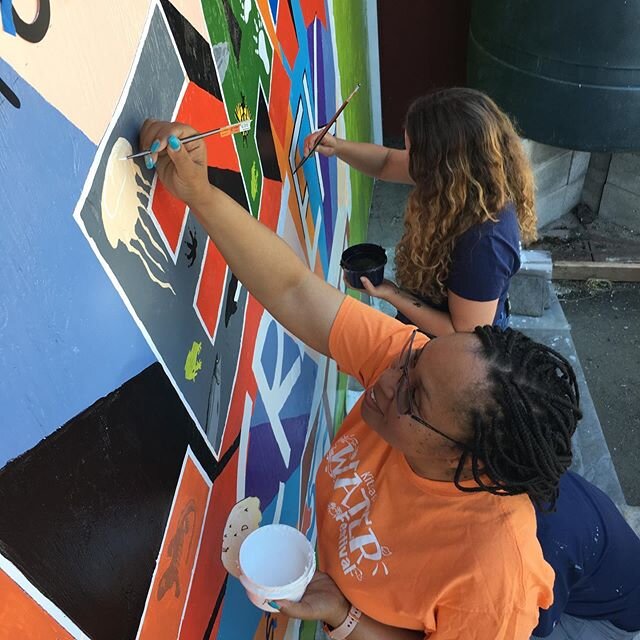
left=267, top=601, right=280, bottom=611
left=150, top=140, right=160, bottom=153
left=168, top=135, right=180, bottom=150
left=145, top=156, right=154, bottom=170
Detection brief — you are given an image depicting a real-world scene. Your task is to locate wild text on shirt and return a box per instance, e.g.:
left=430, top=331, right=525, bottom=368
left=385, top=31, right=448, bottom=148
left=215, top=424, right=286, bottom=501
left=324, top=434, right=391, bottom=581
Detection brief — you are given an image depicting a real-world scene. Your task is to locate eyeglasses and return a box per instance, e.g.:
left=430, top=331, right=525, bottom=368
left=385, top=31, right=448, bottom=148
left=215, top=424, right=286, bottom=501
left=395, top=329, right=472, bottom=451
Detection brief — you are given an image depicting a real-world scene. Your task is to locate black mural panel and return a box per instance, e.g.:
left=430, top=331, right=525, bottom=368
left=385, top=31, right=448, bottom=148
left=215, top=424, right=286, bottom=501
left=207, top=166, right=249, bottom=211
left=256, top=87, right=282, bottom=182
left=221, top=0, right=242, bottom=61
left=160, top=0, right=223, bottom=100
left=0, top=364, right=229, bottom=640
left=0, top=76, right=21, bottom=108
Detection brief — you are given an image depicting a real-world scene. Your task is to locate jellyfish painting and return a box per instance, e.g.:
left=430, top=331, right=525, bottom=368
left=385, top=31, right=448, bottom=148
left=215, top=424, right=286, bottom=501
left=101, top=138, right=175, bottom=294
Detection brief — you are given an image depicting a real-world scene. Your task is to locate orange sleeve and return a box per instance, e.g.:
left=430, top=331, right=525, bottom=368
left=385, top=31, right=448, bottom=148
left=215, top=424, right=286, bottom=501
left=328, top=296, right=428, bottom=388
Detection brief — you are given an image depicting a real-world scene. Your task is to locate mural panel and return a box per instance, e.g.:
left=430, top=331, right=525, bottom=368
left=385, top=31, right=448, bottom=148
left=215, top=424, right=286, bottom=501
left=0, top=0, right=374, bottom=638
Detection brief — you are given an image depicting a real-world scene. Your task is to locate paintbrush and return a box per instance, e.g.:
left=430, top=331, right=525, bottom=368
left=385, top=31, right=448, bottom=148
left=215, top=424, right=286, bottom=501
left=293, top=83, right=360, bottom=174
left=123, top=120, right=253, bottom=160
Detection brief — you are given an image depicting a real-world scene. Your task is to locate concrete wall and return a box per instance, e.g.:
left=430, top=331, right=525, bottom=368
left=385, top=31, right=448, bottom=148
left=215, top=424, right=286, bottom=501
left=599, top=153, right=640, bottom=232
left=522, top=140, right=591, bottom=230
left=523, top=141, right=640, bottom=233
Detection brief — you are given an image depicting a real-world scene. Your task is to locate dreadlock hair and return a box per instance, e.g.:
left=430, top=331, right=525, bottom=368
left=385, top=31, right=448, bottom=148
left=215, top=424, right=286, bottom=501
left=452, top=326, right=582, bottom=511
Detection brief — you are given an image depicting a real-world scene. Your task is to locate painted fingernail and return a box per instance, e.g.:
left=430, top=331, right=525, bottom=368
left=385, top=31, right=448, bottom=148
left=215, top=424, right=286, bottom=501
left=267, top=601, right=280, bottom=611
left=168, top=135, right=181, bottom=150
left=145, top=155, right=155, bottom=170
left=150, top=139, right=161, bottom=153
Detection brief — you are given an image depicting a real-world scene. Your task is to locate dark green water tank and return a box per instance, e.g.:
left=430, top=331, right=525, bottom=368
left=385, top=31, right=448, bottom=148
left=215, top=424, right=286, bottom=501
left=467, top=0, right=640, bottom=151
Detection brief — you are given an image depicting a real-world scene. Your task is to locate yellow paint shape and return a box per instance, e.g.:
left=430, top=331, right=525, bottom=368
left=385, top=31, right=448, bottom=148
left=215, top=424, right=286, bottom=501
left=101, top=138, right=175, bottom=294
left=1, top=1, right=151, bottom=143
left=184, top=341, right=203, bottom=381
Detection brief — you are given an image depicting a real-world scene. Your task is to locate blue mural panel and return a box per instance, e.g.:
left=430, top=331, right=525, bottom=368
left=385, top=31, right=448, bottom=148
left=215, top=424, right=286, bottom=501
left=0, top=59, right=154, bottom=466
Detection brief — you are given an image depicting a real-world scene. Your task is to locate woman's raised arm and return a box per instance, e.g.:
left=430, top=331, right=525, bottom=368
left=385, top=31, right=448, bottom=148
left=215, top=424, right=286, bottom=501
left=303, top=131, right=413, bottom=184
left=140, top=120, right=345, bottom=355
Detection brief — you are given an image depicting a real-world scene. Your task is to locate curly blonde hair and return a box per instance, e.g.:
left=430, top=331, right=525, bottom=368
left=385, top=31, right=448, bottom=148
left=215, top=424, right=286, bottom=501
left=395, top=88, right=537, bottom=304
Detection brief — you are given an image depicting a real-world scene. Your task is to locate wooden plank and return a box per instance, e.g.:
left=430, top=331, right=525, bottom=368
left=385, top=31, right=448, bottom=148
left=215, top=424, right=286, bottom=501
left=553, top=261, right=640, bottom=282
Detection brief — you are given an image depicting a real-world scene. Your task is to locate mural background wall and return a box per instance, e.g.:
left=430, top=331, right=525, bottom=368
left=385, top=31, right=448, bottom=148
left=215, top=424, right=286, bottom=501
left=0, top=0, right=374, bottom=638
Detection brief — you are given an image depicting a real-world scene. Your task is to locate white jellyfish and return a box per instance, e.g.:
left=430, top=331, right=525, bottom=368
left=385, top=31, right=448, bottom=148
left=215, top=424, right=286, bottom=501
left=101, top=137, right=175, bottom=294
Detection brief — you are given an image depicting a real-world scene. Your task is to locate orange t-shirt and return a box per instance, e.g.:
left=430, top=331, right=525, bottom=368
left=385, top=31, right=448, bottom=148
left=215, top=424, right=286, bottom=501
left=316, top=297, right=554, bottom=639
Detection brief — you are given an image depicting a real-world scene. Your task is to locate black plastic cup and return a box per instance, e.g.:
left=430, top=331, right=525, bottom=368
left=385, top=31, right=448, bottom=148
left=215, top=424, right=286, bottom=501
left=340, top=243, right=387, bottom=290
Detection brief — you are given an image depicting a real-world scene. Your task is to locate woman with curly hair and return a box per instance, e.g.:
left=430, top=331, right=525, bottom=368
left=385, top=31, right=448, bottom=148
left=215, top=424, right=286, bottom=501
left=304, top=88, right=537, bottom=336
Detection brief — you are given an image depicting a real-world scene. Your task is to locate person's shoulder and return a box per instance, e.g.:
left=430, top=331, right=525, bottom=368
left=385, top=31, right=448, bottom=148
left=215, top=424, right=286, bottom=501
left=438, top=494, right=553, bottom=612
left=458, top=203, right=519, bottom=246
left=452, top=492, right=537, bottom=556
left=464, top=493, right=547, bottom=576
left=484, top=202, right=519, bottom=237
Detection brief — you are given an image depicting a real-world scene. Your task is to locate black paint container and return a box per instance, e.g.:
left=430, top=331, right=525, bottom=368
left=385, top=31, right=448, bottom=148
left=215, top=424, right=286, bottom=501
left=340, top=243, right=387, bottom=289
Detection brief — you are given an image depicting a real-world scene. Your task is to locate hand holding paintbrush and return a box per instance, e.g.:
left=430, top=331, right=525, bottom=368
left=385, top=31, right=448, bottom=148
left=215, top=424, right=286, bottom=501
left=294, top=83, right=360, bottom=174
left=138, top=120, right=212, bottom=205
left=125, top=119, right=252, bottom=165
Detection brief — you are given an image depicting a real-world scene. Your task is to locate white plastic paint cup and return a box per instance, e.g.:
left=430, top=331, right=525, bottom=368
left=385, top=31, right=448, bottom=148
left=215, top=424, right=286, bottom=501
left=238, top=524, right=316, bottom=612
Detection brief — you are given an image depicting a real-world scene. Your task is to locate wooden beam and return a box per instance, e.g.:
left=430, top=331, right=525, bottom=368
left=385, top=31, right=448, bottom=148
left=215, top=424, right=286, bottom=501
left=553, top=261, right=640, bottom=282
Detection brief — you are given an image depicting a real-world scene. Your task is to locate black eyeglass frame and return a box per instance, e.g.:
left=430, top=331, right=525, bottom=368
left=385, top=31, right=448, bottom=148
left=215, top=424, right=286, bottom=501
left=395, top=329, right=474, bottom=452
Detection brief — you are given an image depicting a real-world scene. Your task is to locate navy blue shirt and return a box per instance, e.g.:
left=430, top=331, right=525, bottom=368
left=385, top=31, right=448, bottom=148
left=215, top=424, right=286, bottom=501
left=396, top=204, right=520, bottom=329
left=534, top=471, right=640, bottom=635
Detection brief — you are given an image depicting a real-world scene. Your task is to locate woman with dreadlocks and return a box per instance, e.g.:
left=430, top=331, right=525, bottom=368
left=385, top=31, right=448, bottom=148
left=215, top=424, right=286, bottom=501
left=139, top=119, right=581, bottom=640
left=304, top=88, right=537, bottom=336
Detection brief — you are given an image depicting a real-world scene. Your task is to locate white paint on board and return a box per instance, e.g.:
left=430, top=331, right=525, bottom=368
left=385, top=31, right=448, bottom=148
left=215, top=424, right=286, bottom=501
left=272, top=481, right=286, bottom=525
left=102, top=138, right=176, bottom=293
left=252, top=312, right=305, bottom=467
left=236, top=392, right=254, bottom=501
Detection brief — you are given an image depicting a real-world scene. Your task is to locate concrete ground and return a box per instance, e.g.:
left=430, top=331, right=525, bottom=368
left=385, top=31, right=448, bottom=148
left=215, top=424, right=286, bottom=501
left=364, top=178, right=640, bottom=533
left=557, top=281, right=640, bottom=506
left=533, top=210, right=640, bottom=506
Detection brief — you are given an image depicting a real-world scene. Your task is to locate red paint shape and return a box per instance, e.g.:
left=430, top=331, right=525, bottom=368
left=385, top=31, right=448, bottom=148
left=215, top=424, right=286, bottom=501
left=259, top=178, right=283, bottom=231
left=151, top=83, right=240, bottom=253
left=138, top=454, right=210, bottom=640
left=178, top=450, right=238, bottom=640
left=177, top=84, right=240, bottom=174
left=207, top=613, right=222, bottom=640
left=150, top=190, right=187, bottom=256
left=0, top=570, right=75, bottom=640
left=276, top=0, right=298, bottom=69
left=300, top=0, right=326, bottom=27
left=269, top=52, right=292, bottom=147
left=195, top=239, right=227, bottom=338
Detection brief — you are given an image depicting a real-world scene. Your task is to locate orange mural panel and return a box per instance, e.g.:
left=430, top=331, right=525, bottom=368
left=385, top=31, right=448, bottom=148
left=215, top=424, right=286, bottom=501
left=151, top=82, right=238, bottom=253
left=178, top=450, right=239, bottom=640
left=195, top=239, right=228, bottom=338
left=138, top=453, right=211, bottom=640
left=0, top=570, right=75, bottom=640
left=276, top=1, right=299, bottom=70
left=300, top=0, right=327, bottom=27
left=269, top=52, right=293, bottom=146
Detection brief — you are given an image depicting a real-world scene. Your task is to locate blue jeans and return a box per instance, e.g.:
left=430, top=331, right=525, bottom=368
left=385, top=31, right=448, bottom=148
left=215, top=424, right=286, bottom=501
left=533, top=614, right=639, bottom=640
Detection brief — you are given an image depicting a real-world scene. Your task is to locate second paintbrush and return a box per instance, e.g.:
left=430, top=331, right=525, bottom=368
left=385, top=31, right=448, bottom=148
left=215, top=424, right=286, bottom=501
left=293, top=83, right=360, bottom=174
